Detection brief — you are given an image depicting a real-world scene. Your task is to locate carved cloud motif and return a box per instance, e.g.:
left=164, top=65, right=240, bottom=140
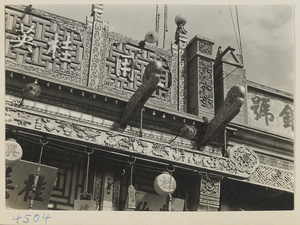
left=226, top=145, right=260, bottom=174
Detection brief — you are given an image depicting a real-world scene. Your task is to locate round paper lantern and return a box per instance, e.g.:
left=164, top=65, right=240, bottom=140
left=153, top=172, right=177, bottom=196
left=5, top=138, right=23, bottom=164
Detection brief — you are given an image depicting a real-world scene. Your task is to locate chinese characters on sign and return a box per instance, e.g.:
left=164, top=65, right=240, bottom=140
left=10, top=22, right=37, bottom=54
left=6, top=160, right=57, bottom=210
left=279, top=104, right=294, bottom=131
left=18, top=174, right=46, bottom=202
left=10, top=22, right=77, bottom=64
left=250, top=96, right=274, bottom=126
left=248, top=92, right=294, bottom=138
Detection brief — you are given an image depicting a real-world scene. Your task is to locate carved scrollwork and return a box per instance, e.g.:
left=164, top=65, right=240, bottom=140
left=227, top=145, right=260, bottom=174
left=200, top=177, right=220, bottom=197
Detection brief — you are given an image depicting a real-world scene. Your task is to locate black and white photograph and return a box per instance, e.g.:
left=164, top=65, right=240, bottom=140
left=1, top=1, right=298, bottom=224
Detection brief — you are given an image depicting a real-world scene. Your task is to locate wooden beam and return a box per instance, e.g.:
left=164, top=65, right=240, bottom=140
left=199, top=85, right=245, bottom=146
left=120, top=61, right=162, bottom=128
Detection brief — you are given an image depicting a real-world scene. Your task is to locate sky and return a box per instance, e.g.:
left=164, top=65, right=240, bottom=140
left=33, top=4, right=294, bottom=94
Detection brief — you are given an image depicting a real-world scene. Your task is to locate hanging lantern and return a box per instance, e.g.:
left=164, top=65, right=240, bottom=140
left=5, top=138, right=23, bottom=165
left=154, top=172, right=177, bottom=196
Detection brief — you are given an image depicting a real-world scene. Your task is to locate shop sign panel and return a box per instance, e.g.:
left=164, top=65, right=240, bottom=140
left=248, top=91, right=294, bottom=138
left=6, top=160, right=58, bottom=210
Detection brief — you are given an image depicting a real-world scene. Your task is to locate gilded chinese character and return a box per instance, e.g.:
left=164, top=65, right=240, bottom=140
left=46, top=33, right=60, bottom=59
left=60, top=34, right=73, bottom=63
left=279, top=104, right=294, bottom=131
left=250, top=96, right=274, bottom=126
left=10, top=22, right=37, bottom=54
left=18, top=174, right=46, bottom=202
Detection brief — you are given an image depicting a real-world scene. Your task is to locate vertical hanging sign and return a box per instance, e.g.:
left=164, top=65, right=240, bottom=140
left=6, top=160, right=58, bottom=210
left=126, top=157, right=136, bottom=210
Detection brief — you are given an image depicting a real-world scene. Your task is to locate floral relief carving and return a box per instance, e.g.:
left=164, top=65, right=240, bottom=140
left=5, top=109, right=12, bottom=122
left=200, top=177, right=220, bottom=198
left=56, top=120, right=73, bottom=136
left=73, top=124, right=101, bottom=142
left=172, top=148, right=185, bottom=162
left=14, top=112, right=32, bottom=126
left=6, top=104, right=291, bottom=186
left=152, top=143, right=169, bottom=157
left=43, top=118, right=56, bottom=132
left=198, top=41, right=213, bottom=55
left=104, top=132, right=119, bottom=148
left=227, top=145, right=260, bottom=174
left=132, top=138, right=149, bottom=154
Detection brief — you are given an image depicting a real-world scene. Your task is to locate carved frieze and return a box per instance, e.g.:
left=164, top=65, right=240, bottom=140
left=5, top=105, right=264, bottom=180
left=5, top=98, right=294, bottom=191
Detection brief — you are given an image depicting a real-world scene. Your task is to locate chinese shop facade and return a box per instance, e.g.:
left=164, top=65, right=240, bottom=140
left=5, top=5, right=294, bottom=211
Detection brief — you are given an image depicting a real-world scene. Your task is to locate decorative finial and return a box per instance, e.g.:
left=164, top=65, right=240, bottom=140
left=91, top=4, right=104, bottom=16
left=216, top=46, right=222, bottom=58
left=174, top=15, right=187, bottom=45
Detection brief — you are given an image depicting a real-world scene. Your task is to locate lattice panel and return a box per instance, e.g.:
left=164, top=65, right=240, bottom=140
left=106, top=43, right=171, bottom=100
left=247, top=165, right=294, bottom=193
left=44, top=152, right=86, bottom=210
left=5, top=6, right=86, bottom=85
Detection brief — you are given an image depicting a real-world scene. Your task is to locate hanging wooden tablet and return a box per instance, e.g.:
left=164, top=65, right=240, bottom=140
left=74, top=148, right=96, bottom=211
left=126, top=158, right=136, bottom=210
left=74, top=193, right=96, bottom=211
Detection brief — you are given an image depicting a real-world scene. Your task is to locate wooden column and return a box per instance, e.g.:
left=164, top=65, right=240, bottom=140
left=186, top=36, right=215, bottom=120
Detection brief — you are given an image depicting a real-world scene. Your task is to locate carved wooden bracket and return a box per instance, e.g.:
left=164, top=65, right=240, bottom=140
left=120, top=60, right=163, bottom=128
left=200, top=85, right=245, bottom=146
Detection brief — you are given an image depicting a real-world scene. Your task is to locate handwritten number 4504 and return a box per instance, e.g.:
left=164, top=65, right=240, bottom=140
left=12, top=213, right=51, bottom=224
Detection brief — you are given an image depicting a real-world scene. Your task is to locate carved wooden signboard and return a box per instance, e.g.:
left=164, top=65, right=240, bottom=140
left=5, top=5, right=87, bottom=85
left=105, top=32, right=176, bottom=110
left=248, top=91, right=294, bottom=138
